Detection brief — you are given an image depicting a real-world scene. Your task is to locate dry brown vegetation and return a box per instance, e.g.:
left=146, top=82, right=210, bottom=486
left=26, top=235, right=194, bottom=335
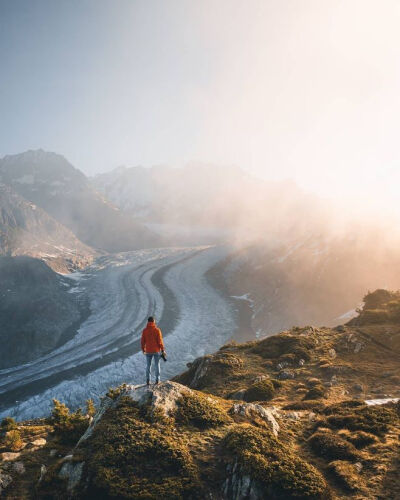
left=2, top=290, right=400, bottom=499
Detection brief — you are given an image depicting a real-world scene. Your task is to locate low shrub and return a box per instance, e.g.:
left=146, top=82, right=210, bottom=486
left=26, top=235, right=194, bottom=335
left=243, top=379, right=275, bottom=402
left=51, top=399, right=89, bottom=444
left=223, top=425, right=330, bottom=499
left=304, top=384, right=326, bottom=400
left=308, top=431, right=360, bottom=461
left=328, top=460, right=362, bottom=492
left=175, top=392, right=231, bottom=428
left=251, top=334, right=316, bottom=361
left=3, top=429, right=23, bottom=451
left=0, top=417, right=17, bottom=431
left=325, top=404, right=396, bottom=436
left=343, top=430, right=377, bottom=449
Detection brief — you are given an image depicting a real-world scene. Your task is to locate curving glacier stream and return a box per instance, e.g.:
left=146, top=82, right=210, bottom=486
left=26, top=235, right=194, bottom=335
left=0, top=246, right=236, bottom=420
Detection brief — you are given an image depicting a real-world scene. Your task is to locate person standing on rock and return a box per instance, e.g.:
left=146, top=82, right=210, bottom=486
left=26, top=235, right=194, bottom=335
left=141, top=316, right=166, bottom=385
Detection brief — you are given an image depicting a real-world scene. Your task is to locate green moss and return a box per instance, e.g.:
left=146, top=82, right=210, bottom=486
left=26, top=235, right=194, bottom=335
left=243, top=379, right=275, bottom=402
left=342, top=430, right=377, bottom=449
left=308, top=431, right=360, bottom=461
left=251, top=333, right=316, bottom=361
left=224, top=425, right=330, bottom=499
left=303, top=384, right=326, bottom=401
left=327, top=461, right=363, bottom=492
left=324, top=403, right=396, bottom=436
left=82, top=397, right=200, bottom=499
left=175, top=392, right=231, bottom=429
left=175, top=353, right=244, bottom=390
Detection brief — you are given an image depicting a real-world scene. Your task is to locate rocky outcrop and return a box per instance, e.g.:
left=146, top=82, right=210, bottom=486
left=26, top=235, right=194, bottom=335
left=230, top=402, right=280, bottom=436
left=223, top=460, right=265, bottom=500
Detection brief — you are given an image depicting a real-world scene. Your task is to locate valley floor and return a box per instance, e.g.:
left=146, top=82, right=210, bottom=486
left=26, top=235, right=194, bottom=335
left=0, top=246, right=237, bottom=421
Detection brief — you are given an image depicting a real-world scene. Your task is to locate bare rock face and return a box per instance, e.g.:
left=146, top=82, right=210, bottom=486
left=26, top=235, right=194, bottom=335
left=126, top=381, right=193, bottom=417
left=223, top=460, right=265, bottom=500
left=58, top=460, right=85, bottom=492
left=230, top=403, right=280, bottom=436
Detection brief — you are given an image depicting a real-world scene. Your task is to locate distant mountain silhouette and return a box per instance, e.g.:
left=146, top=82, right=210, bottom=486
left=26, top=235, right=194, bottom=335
left=0, top=150, right=161, bottom=252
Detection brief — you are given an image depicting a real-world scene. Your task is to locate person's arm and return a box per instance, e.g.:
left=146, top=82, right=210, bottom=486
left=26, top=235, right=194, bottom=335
left=141, top=330, right=146, bottom=353
left=157, top=328, right=165, bottom=352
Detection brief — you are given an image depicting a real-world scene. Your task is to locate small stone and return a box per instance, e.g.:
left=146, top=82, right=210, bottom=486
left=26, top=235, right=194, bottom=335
left=1, top=452, right=21, bottom=461
left=328, top=348, right=336, bottom=359
left=298, top=359, right=305, bottom=366
left=354, top=462, right=363, bottom=473
left=285, top=411, right=300, bottom=420
left=278, top=369, right=295, bottom=380
left=253, top=375, right=268, bottom=383
left=335, top=325, right=346, bottom=333
left=49, top=449, right=57, bottom=457
left=308, top=412, right=316, bottom=421
left=354, top=342, right=363, bottom=353
left=353, top=383, right=364, bottom=392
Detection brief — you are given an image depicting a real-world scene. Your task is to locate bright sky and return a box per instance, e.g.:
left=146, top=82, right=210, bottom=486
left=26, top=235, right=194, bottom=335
left=1, top=0, right=400, bottom=214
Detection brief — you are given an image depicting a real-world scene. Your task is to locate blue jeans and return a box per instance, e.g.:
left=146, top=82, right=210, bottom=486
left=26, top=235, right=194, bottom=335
left=146, top=353, right=161, bottom=383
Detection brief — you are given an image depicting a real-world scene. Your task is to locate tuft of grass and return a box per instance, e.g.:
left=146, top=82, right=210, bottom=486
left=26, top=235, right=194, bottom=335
left=251, top=333, right=316, bottom=361
left=303, top=384, right=326, bottom=401
left=224, top=425, right=330, bottom=499
left=3, top=429, right=24, bottom=451
left=328, top=460, right=363, bottom=492
left=243, top=379, right=276, bottom=402
left=51, top=399, right=89, bottom=445
left=175, top=392, right=231, bottom=429
left=340, top=430, right=378, bottom=449
left=324, top=403, right=396, bottom=436
left=1, top=416, right=17, bottom=431
left=308, top=431, right=360, bottom=461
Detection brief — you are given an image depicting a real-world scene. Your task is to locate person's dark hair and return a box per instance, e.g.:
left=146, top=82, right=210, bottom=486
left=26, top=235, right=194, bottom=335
left=148, top=316, right=154, bottom=323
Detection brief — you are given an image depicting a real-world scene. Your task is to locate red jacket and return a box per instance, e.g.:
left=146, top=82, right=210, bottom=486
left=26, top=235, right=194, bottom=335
left=141, top=322, right=165, bottom=353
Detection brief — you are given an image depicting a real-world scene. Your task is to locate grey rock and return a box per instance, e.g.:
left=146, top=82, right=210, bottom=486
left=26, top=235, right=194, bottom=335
left=59, top=461, right=85, bottom=492
left=328, top=348, right=336, bottom=359
left=230, top=403, right=280, bottom=436
left=12, top=461, right=25, bottom=475
left=335, top=325, right=346, bottom=332
left=353, top=383, right=364, bottom=392
left=278, top=369, right=295, bottom=380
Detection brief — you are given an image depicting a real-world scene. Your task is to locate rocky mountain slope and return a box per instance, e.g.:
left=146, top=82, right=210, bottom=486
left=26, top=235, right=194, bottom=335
left=1, top=290, right=399, bottom=499
left=92, top=163, right=328, bottom=245
left=218, top=230, right=400, bottom=337
left=0, top=256, right=89, bottom=369
left=0, top=183, right=94, bottom=272
left=0, top=150, right=161, bottom=252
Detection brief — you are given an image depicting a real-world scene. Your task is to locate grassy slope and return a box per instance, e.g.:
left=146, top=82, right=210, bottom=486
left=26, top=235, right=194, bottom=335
left=1, top=290, right=400, bottom=499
